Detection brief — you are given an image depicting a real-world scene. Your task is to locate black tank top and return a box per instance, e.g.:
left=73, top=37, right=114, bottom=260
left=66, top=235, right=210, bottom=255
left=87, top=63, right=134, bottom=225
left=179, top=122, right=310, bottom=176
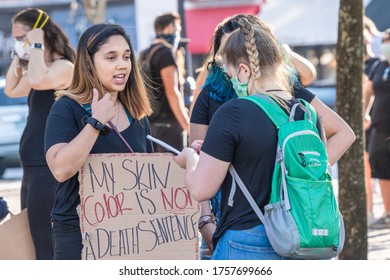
left=19, top=88, right=55, bottom=166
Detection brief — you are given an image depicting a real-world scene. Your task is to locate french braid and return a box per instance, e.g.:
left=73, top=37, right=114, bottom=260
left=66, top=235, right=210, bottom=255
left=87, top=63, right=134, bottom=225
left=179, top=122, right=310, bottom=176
left=222, top=16, right=293, bottom=109
left=238, top=18, right=262, bottom=81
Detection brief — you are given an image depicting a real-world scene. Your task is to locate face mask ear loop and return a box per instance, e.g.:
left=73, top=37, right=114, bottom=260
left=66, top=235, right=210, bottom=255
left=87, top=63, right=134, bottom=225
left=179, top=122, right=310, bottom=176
left=235, top=66, right=241, bottom=82
left=236, top=66, right=247, bottom=85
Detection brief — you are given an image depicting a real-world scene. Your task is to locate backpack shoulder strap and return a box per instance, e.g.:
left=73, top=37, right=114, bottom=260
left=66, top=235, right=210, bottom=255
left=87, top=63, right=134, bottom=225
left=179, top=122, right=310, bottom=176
left=241, top=94, right=289, bottom=128
left=145, top=43, right=166, bottom=62
left=367, top=58, right=381, bottom=79
left=228, top=165, right=267, bottom=225
left=297, top=98, right=317, bottom=125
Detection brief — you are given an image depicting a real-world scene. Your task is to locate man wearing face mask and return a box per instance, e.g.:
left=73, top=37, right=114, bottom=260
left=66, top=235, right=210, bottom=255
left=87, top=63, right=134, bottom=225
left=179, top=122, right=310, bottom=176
left=140, top=12, right=189, bottom=152
left=364, top=29, right=390, bottom=229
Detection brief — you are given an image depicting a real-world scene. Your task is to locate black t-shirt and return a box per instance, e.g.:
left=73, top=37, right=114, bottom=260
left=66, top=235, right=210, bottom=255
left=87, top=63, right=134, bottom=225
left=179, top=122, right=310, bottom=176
left=368, top=59, right=390, bottom=129
left=148, top=44, right=177, bottom=122
left=19, top=88, right=56, bottom=166
left=364, top=57, right=380, bottom=76
left=202, top=97, right=314, bottom=248
left=201, top=98, right=276, bottom=248
left=191, top=83, right=315, bottom=125
left=44, top=96, right=153, bottom=226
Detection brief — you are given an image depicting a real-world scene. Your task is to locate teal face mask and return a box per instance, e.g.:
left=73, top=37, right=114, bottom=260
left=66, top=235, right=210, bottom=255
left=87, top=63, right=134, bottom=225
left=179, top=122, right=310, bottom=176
left=230, top=67, right=248, bottom=97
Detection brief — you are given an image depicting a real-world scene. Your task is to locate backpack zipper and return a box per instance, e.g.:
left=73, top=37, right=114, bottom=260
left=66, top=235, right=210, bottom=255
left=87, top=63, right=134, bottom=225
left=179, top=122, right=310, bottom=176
left=282, top=130, right=322, bottom=157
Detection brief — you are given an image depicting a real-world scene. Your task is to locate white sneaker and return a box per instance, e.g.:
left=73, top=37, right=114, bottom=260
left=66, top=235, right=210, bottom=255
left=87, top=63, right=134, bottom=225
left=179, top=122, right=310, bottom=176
left=370, top=214, right=390, bottom=229
left=367, top=212, right=375, bottom=227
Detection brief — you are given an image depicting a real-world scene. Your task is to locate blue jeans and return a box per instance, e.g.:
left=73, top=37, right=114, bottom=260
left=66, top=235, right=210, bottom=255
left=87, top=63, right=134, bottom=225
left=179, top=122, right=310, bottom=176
left=52, top=221, right=83, bottom=260
left=211, top=224, right=289, bottom=260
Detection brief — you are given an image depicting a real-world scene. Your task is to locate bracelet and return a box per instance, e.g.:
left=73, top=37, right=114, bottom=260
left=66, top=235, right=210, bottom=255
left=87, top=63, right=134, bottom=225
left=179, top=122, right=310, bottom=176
left=198, top=214, right=215, bottom=231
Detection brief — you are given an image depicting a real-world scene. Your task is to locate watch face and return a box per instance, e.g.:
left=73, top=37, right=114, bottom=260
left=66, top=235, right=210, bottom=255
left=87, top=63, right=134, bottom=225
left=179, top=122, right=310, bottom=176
left=33, top=43, right=43, bottom=49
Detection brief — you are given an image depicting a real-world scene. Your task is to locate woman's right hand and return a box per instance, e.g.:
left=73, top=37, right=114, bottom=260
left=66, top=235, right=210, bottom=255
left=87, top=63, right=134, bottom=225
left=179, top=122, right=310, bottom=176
left=364, top=114, right=372, bottom=131
left=91, top=88, right=116, bottom=124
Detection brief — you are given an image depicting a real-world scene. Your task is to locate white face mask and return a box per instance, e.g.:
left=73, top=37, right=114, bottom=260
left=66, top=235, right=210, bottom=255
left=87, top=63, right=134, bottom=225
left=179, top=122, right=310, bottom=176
left=381, top=43, right=390, bottom=60
left=14, top=40, right=31, bottom=60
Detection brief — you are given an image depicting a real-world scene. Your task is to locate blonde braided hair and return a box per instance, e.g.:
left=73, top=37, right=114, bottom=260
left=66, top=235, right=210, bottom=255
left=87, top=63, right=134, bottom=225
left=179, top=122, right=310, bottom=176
left=222, top=16, right=293, bottom=109
left=237, top=17, right=262, bottom=82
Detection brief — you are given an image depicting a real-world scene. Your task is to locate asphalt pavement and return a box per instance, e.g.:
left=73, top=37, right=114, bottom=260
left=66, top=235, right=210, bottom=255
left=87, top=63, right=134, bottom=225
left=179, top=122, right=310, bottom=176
left=0, top=168, right=389, bottom=260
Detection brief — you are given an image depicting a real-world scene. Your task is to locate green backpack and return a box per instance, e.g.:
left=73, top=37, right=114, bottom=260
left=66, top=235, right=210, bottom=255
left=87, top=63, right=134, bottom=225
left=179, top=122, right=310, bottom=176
left=228, top=94, right=345, bottom=259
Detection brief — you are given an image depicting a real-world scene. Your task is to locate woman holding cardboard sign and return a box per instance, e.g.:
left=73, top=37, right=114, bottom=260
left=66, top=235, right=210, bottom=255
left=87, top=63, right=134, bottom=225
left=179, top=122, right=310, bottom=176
left=45, top=24, right=153, bottom=259
left=4, top=8, right=75, bottom=260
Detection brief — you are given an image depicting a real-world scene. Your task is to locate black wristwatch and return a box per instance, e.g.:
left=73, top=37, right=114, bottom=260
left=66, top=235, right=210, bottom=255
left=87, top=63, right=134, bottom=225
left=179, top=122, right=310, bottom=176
left=31, top=43, right=44, bottom=50
left=82, top=116, right=109, bottom=136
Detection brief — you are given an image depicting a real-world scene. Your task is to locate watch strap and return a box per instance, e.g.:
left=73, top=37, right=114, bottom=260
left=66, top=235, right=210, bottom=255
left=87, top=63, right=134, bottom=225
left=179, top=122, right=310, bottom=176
left=82, top=116, right=109, bottom=136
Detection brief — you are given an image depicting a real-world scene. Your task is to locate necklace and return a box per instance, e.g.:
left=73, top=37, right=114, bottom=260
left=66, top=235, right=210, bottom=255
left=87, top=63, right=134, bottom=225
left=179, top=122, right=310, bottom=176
left=265, top=89, right=292, bottom=100
left=265, top=89, right=285, bottom=93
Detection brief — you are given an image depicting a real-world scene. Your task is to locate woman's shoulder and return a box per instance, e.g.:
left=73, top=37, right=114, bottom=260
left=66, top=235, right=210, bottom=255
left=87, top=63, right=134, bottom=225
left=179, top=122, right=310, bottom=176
left=220, top=96, right=280, bottom=119
left=51, top=58, right=74, bottom=69
left=55, top=95, right=78, bottom=104
left=138, top=115, right=150, bottom=126
left=214, top=97, right=249, bottom=117
left=52, top=96, right=82, bottom=113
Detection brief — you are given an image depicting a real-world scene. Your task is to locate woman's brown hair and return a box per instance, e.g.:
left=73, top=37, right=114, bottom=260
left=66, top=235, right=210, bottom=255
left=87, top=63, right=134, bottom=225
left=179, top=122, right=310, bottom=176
left=56, top=23, right=152, bottom=120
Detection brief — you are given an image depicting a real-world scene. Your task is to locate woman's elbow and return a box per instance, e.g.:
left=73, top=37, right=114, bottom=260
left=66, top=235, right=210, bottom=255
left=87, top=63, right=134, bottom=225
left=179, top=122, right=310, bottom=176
left=348, top=129, right=356, bottom=145
left=185, top=180, right=212, bottom=202
left=51, top=170, right=71, bottom=183
left=48, top=164, right=72, bottom=183
left=4, top=87, right=11, bottom=97
left=342, top=125, right=356, bottom=147
left=4, top=86, right=18, bottom=98
left=46, top=156, right=74, bottom=182
left=190, top=189, right=209, bottom=202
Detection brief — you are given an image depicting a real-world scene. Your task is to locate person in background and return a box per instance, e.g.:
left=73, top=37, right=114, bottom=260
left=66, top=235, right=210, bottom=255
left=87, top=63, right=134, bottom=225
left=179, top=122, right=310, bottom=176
left=364, top=29, right=390, bottom=229
left=141, top=12, right=189, bottom=152
left=364, top=16, right=384, bottom=57
left=3, top=8, right=75, bottom=260
left=44, top=23, right=153, bottom=259
left=188, top=14, right=355, bottom=258
left=189, top=19, right=317, bottom=117
left=174, top=17, right=354, bottom=260
left=0, top=197, right=8, bottom=223
left=363, top=22, right=381, bottom=225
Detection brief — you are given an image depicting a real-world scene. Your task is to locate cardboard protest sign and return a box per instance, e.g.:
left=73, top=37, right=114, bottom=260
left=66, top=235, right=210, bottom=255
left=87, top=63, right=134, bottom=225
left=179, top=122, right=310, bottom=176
left=78, top=153, right=200, bottom=260
left=0, top=209, right=36, bottom=260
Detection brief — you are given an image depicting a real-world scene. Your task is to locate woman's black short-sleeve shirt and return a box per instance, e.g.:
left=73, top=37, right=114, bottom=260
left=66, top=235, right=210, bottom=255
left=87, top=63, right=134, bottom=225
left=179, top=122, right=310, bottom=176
left=45, top=96, right=153, bottom=226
